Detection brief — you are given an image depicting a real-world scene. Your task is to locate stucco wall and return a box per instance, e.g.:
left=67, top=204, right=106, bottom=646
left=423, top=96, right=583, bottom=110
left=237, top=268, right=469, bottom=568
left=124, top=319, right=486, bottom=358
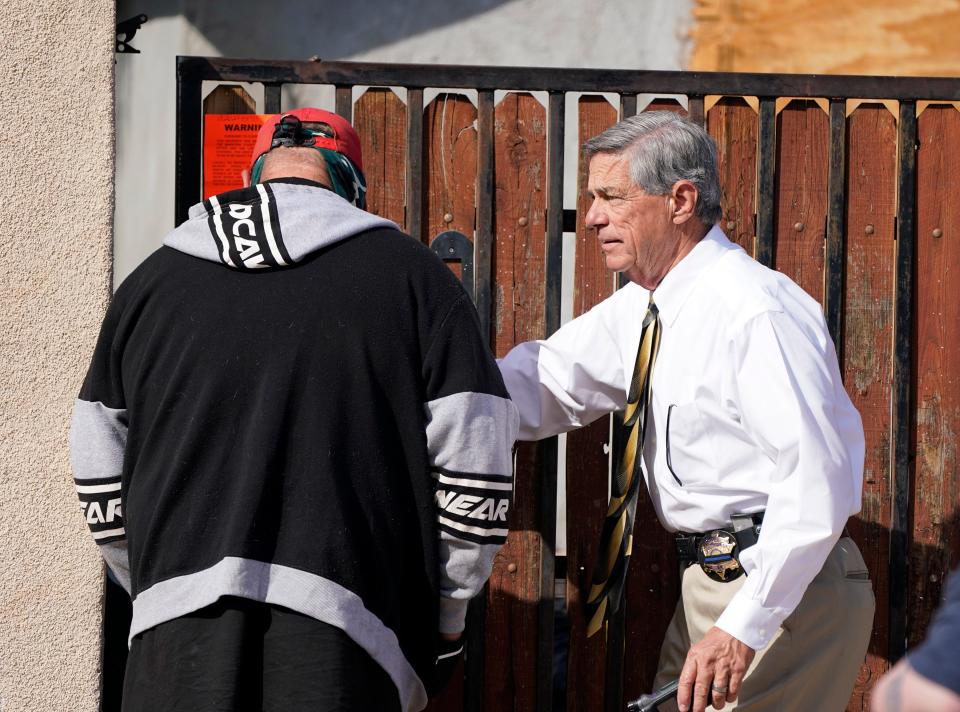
left=0, top=2, right=115, bottom=710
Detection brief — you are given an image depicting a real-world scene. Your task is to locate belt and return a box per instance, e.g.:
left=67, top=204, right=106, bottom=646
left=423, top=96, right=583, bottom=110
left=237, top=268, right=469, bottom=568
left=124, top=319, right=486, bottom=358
left=674, top=512, right=764, bottom=583
left=675, top=513, right=851, bottom=583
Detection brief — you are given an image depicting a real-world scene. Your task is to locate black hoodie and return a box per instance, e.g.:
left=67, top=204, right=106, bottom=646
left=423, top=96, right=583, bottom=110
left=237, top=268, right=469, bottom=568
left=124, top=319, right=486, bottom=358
left=69, top=181, right=518, bottom=711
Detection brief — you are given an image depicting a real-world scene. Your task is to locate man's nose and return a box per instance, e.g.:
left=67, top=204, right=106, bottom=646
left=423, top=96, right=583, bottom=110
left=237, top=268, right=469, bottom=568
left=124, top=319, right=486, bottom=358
left=585, top=199, right=607, bottom=230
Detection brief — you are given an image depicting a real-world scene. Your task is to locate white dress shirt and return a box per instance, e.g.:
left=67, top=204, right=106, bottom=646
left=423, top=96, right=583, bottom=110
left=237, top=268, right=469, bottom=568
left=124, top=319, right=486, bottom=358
left=498, top=226, right=865, bottom=650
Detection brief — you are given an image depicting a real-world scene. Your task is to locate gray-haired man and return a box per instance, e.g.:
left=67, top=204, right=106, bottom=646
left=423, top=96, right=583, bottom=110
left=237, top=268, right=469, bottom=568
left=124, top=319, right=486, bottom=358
left=498, top=111, right=874, bottom=711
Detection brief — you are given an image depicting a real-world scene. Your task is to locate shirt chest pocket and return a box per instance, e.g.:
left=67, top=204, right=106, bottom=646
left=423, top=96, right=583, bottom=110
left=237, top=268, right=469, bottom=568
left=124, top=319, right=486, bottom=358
left=665, top=402, right=719, bottom=487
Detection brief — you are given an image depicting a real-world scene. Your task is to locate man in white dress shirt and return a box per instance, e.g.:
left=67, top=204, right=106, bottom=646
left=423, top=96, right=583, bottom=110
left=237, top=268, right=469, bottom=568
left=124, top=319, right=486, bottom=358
left=498, top=111, right=875, bottom=712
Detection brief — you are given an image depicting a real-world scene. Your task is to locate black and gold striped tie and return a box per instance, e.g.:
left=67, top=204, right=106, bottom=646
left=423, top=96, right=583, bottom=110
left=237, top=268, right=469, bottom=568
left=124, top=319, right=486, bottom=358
left=585, top=296, right=661, bottom=638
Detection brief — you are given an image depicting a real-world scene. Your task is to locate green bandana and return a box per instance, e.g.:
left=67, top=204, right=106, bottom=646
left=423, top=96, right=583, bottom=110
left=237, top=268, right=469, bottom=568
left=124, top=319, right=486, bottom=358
left=251, top=148, right=367, bottom=209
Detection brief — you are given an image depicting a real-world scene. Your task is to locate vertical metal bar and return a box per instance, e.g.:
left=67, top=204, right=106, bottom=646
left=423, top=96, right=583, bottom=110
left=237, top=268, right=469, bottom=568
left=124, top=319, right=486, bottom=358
left=405, top=88, right=424, bottom=241
left=465, top=596, right=486, bottom=712
left=535, top=90, right=565, bottom=712
left=545, top=93, right=564, bottom=336
left=755, top=97, right=777, bottom=268
left=475, top=89, right=495, bottom=343
left=604, top=413, right=627, bottom=712
left=335, top=85, right=352, bottom=121
left=620, top=93, right=637, bottom=120
left=463, top=88, right=495, bottom=712
left=688, top=94, right=706, bottom=126
left=263, top=83, right=282, bottom=113
left=824, top=99, right=848, bottom=353
left=890, top=100, right=917, bottom=663
left=175, top=56, right=203, bottom=227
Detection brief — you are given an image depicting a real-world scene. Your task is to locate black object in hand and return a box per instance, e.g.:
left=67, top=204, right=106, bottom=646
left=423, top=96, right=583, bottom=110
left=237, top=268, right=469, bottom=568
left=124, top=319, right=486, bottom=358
left=626, top=679, right=680, bottom=712
left=427, top=636, right=464, bottom=697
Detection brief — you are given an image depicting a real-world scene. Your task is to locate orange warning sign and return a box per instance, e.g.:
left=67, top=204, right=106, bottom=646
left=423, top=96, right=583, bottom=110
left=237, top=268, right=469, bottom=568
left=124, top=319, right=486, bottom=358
left=203, top=114, right=270, bottom=199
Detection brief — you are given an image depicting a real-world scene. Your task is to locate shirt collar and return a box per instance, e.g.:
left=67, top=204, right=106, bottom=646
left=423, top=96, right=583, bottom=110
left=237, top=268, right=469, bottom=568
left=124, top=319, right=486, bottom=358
left=652, top=225, right=734, bottom=326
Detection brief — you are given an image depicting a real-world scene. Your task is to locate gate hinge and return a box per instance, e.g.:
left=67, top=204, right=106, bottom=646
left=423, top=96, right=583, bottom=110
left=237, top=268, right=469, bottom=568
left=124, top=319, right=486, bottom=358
left=116, top=14, right=148, bottom=54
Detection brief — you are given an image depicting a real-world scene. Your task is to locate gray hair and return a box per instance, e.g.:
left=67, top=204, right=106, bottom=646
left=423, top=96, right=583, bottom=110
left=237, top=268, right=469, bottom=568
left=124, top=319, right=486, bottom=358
left=583, top=111, right=722, bottom=225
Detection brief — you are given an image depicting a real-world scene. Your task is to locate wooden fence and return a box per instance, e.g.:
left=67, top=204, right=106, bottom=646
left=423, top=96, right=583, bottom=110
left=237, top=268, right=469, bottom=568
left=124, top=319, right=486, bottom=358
left=178, top=60, right=960, bottom=712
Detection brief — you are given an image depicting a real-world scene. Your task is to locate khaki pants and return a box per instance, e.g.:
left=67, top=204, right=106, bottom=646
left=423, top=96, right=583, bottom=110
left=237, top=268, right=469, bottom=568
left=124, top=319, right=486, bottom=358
left=653, top=537, right=875, bottom=711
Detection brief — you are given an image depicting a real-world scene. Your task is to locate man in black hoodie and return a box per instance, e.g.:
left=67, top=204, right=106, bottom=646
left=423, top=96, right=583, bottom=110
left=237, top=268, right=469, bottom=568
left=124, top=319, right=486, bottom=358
left=70, top=108, right=518, bottom=711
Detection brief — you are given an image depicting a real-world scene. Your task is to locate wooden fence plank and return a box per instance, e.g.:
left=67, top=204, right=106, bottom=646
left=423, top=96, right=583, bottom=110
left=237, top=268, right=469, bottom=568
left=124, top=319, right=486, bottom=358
left=645, top=98, right=687, bottom=116
left=563, top=95, right=618, bottom=712
left=911, top=105, right=960, bottom=647
left=774, top=100, right=829, bottom=301
left=423, top=94, right=478, bottom=248
left=707, top=97, right=758, bottom=257
left=842, top=103, right=897, bottom=710
left=353, top=88, right=407, bottom=227
left=203, top=84, right=255, bottom=114
left=420, top=92, right=479, bottom=712
left=485, top=91, right=548, bottom=712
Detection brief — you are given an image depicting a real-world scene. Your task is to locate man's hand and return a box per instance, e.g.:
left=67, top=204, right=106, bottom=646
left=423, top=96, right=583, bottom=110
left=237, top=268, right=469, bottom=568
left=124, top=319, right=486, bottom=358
left=677, top=626, right=755, bottom=712
left=872, top=659, right=960, bottom=712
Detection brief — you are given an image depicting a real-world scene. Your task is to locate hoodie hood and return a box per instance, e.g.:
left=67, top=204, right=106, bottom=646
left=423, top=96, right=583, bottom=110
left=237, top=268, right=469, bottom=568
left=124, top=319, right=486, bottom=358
left=164, top=181, right=398, bottom=270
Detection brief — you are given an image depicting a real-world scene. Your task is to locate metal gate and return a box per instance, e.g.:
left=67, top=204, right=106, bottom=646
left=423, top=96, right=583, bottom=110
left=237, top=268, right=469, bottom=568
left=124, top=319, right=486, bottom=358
left=175, top=58, right=960, bottom=712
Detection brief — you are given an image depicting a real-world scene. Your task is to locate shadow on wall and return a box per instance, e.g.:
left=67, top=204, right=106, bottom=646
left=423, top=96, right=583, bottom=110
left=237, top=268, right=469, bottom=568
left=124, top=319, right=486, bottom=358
left=117, top=0, right=518, bottom=59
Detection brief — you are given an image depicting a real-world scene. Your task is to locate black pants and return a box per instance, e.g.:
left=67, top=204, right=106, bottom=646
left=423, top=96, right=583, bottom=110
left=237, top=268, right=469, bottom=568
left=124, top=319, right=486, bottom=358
left=122, top=597, right=401, bottom=712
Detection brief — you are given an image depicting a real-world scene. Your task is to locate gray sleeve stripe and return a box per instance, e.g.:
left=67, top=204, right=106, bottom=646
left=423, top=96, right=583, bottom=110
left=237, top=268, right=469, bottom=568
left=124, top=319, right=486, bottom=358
left=70, top=399, right=128, bottom=480
left=424, top=392, right=518, bottom=475
left=93, top=527, right=126, bottom=541
left=432, top=471, right=512, bottom=491
left=438, top=516, right=509, bottom=539
left=431, top=466, right=512, bottom=483
left=75, top=482, right=121, bottom=494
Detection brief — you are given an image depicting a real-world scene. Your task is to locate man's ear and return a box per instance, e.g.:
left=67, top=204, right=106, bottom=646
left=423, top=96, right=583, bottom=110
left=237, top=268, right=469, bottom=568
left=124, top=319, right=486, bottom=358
left=671, top=180, right=699, bottom=224
left=241, top=168, right=251, bottom=188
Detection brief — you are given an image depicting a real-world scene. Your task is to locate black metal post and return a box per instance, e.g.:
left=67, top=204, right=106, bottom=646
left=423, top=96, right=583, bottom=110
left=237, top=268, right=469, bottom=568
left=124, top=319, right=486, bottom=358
left=620, top=94, right=637, bottom=120
left=890, top=100, right=917, bottom=663
left=263, top=83, right=282, bottom=113
left=475, top=89, right=495, bottom=344
left=462, top=87, right=496, bottom=712
left=756, top=97, right=777, bottom=268
left=688, top=95, right=705, bottom=126
left=824, top=98, right=848, bottom=353
left=534, top=90, right=565, bottom=712
left=335, top=85, right=352, bottom=121
left=175, top=57, right=203, bottom=226
left=405, top=88, right=424, bottom=241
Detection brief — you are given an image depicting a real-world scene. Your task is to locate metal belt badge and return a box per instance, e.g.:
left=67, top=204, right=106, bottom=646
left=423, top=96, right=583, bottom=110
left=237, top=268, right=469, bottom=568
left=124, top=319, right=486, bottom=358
left=696, top=530, right=744, bottom=582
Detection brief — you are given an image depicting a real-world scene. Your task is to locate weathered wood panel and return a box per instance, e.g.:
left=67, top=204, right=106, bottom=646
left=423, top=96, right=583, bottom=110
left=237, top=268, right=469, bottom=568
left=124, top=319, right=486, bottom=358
left=911, top=104, right=960, bottom=647
left=842, top=103, right=897, bottom=711
left=645, top=98, right=687, bottom=116
left=484, top=92, right=548, bottom=712
left=773, top=100, right=829, bottom=301
left=708, top=97, right=758, bottom=256
left=353, top=88, right=407, bottom=227
left=203, top=85, right=255, bottom=114
left=563, top=95, right=618, bottom=712
left=422, top=94, right=478, bottom=247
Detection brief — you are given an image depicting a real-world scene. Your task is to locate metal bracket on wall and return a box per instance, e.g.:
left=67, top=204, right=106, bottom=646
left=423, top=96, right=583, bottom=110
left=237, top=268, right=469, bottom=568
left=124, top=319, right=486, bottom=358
left=116, top=14, right=148, bottom=54
left=430, top=230, right=474, bottom=303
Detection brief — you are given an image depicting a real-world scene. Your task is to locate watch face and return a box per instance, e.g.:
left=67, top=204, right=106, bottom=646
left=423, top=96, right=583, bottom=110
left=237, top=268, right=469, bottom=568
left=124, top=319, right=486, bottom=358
left=697, top=529, right=744, bottom=583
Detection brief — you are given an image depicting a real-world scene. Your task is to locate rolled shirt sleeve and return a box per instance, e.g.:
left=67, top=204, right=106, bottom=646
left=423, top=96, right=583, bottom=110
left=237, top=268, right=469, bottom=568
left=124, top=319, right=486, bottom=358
left=715, top=308, right=864, bottom=650
left=498, top=288, right=634, bottom=441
